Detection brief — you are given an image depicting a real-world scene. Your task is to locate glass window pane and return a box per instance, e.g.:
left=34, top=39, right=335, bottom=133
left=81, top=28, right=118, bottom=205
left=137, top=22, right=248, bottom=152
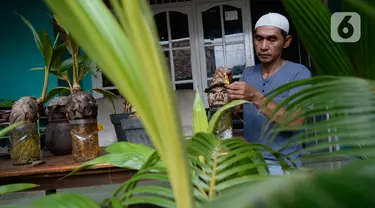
left=173, top=50, right=192, bottom=81
left=202, top=6, right=223, bottom=45
left=205, top=45, right=224, bottom=78
left=226, top=44, right=246, bottom=76
left=102, top=74, right=114, bottom=87
left=154, top=12, right=169, bottom=48
left=223, top=5, right=244, bottom=43
left=170, top=11, right=190, bottom=48
left=176, top=83, right=194, bottom=90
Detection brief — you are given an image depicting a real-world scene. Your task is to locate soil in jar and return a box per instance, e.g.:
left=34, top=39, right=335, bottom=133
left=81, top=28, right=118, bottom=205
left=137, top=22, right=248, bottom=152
left=10, top=124, right=41, bottom=165
left=70, top=120, right=100, bottom=162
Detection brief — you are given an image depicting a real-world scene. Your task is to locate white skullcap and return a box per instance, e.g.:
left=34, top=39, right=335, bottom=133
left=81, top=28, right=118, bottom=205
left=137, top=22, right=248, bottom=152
left=254, top=13, right=289, bottom=34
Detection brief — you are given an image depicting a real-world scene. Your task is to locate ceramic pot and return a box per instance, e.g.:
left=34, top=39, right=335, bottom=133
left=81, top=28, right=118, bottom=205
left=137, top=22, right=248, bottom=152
left=46, top=119, right=72, bottom=156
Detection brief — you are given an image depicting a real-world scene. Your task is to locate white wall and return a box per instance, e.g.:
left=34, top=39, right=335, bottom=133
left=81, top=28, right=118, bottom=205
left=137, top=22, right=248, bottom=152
left=95, top=90, right=196, bottom=147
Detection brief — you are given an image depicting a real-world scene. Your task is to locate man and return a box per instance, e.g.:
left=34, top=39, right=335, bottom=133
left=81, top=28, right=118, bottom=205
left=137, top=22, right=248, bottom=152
left=214, top=12, right=311, bottom=174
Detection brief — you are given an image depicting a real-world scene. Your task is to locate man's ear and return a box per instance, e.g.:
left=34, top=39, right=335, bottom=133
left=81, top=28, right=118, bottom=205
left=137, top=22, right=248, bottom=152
left=283, top=35, right=292, bottom=48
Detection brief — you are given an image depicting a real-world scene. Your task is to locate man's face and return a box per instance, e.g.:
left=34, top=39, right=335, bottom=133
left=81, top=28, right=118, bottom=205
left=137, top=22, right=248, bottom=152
left=208, top=86, right=229, bottom=108
left=253, top=26, right=291, bottom=64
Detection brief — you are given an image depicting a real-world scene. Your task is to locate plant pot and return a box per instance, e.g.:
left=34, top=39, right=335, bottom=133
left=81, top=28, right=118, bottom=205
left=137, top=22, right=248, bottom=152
left=110, top=113, right=131, bottom=141
left=45, top=119, right=72, bottom=156
left=9, top=123, right=41, bottom=165
left=120, top=119, right=154, bottom=148
left=70, top=119, right=100, bottom=162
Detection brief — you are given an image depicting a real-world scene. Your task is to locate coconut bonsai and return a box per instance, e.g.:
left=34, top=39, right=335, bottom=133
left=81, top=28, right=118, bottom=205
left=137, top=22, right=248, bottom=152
left=46, top=17, right=118, bottom=161
left=8, top=14, right=65, bottom=165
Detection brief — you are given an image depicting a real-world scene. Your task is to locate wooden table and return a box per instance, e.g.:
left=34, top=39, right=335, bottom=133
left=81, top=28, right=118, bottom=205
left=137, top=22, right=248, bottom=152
left=0, top=148, right=136, bottom=194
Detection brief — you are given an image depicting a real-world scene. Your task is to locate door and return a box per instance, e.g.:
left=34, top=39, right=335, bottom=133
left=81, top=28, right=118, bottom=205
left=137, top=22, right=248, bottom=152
left=153, top=6, right=198, bottom=91
left=196, top=0, right=254, bottom=107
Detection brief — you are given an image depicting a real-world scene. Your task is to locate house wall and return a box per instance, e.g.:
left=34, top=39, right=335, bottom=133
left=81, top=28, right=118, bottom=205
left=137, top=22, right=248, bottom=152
left=0, top=0, right=58, bottom=101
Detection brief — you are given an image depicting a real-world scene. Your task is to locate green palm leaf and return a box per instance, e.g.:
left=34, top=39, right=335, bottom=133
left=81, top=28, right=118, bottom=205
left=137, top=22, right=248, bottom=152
left=282, top=0, right=354, bottom=76
left=0, top=183, right=38, bottom=195
left=31, top=193, right=100, bottom=208
left=43, top=1, right=193, bottom=207
left=44, top=86, right=71, bottom=104
left=62, top=142, right=163, bottom=179
left=187, top=133, right=293, bottom=201
left=17, top=13, right=43, bottom=55
left=208, top=100, right=249, bottom=133
left=193, top=90, right=209, bottom=134
left=342, top=0, right=375, bottom=80
left=0, top=122, right=23, bottom=138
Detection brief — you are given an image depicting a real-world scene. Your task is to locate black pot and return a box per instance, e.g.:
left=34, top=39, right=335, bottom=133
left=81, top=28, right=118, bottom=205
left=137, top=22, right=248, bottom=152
left=110, top=113, right=130, bottom=141
left=120, top=119, right=153, bottom=148
left=46, top=119, right=72, bottom=156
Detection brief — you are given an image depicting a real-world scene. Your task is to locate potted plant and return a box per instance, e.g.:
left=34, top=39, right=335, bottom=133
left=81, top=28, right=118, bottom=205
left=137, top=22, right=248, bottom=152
left=1, top=0, right=375, bottom=207
left=8, top=14, right=65, bottom=165
left=109, top=96, right=131, bottom=141
left=41, top=16, right=118, bottom=161
left=120, top=100, right=154, bottom=147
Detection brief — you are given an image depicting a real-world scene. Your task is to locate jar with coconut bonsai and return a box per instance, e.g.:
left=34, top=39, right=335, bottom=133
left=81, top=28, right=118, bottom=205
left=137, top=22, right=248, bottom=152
left=66, top=89, right=101, bottom=162
left=70, top=118, right=100, bottom=162
left=9, top=122, right=41, bottom=165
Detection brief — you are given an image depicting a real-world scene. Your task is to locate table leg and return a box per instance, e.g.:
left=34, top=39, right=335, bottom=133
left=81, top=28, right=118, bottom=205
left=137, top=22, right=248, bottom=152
left=45, top=189, right=56, bottom=195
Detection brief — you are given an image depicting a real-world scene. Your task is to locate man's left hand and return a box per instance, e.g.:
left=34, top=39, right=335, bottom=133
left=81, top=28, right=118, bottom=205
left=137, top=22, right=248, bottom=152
left=226, top=81, right=265, bottom=106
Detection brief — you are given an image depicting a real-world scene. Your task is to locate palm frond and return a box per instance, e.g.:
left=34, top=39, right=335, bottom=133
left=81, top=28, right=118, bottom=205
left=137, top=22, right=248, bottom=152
left=282, top=0, right=354, bottom=76
left=0, top=183, right=38, bottom=195
left=263, top=76, right=375, bottom=160
left=342, top=0, right=375, bottom=80
left=44, top=1, right=193, bottom=207
left=62, top=142, right=162, bottom=179
left=193, top=90, right=209, bottom=134
left=187, top=133, right=293, bottom=202
left=203, top=159, right=375, bottom=208
left=43, top=86, right=71, bottom=104
left=0, top=122, right=23, bottom=138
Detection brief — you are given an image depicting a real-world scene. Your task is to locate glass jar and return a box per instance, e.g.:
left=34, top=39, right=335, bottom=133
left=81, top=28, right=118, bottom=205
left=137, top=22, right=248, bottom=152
left=70, top=119, right=100, bottom=162
left=208, top=108, right=233, bottom=140
left=9, top=123, right=41, bottom=165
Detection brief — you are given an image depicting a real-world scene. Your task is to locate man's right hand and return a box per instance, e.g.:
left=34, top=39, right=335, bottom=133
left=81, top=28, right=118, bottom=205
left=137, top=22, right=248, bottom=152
left=213, top=67, right=233, bottom=83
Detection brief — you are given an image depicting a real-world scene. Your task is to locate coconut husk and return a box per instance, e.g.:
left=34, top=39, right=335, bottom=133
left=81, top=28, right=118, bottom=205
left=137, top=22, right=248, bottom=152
left=66, top=89, right=98, bottom=120
left=46, top=96, right=69, bottom=120
left=9, top=96, right=39, bottom=124
left=204, top=77, right=227, bottom=93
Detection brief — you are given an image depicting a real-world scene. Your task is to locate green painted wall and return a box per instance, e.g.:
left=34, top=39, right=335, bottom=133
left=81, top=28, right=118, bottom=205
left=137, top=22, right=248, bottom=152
left=0, top=0, right=58, bottom=101
left=0, top=0, right=94, bottom=102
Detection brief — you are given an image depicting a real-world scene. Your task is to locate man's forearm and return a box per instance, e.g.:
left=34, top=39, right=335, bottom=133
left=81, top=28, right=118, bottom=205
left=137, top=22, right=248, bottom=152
left=253, top=96, right=304, bottom=126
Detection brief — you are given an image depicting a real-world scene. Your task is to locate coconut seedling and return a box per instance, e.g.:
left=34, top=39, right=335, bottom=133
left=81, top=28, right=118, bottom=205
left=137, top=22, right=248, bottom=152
left=47, top=16, right=117, bottom=161
left=8, top=14, right=66, bottom=165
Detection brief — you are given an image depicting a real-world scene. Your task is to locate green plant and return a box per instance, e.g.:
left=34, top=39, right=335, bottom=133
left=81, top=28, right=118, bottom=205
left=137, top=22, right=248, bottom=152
left=30, top=18, right=118, bottom=115
left=0, top=99, right=15, bottom=109
left=2, top=0, right=375, bottom=207
left=9, top=14, right=65, bottom=124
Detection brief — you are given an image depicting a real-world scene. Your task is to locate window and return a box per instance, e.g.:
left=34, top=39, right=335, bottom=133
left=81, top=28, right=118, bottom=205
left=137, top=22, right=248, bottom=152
left=154, top=9, right=196, bottom=90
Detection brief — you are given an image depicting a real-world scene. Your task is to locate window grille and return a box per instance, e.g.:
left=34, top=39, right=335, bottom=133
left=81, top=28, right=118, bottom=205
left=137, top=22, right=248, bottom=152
left=148, top=0, right=191, bottom=5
